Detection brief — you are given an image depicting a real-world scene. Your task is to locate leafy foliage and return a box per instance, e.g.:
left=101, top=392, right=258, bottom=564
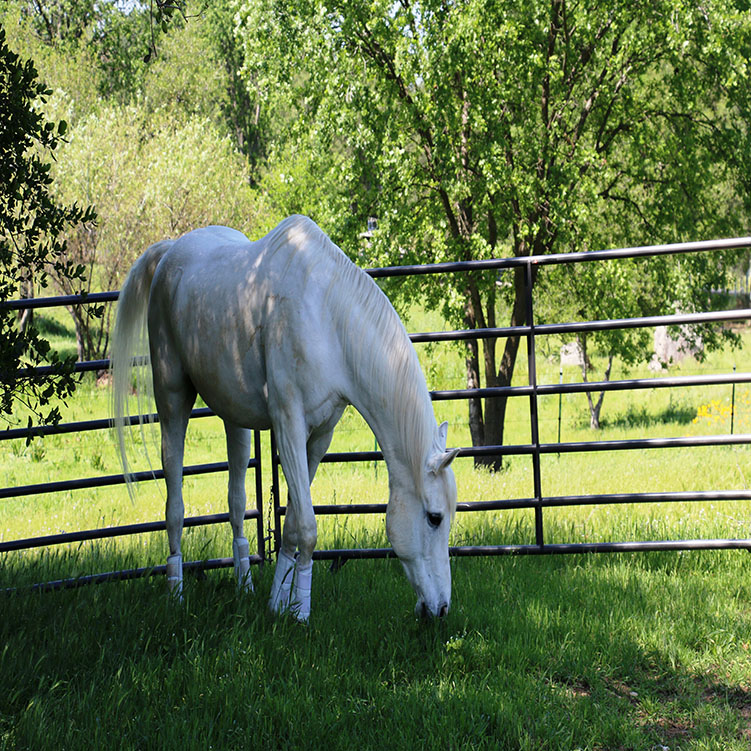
left=0, top=24, right=95, bottom=431
left=49, top=104, right=271, bottom=360
left=3, top=0, right=750, bottom=442
left=236, top=0, right=751, bottom=457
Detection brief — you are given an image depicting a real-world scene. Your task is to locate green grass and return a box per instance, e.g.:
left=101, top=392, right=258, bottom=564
left=1, top=311, right=751, bottom=749
left=3, top=528, right=751, bottom=750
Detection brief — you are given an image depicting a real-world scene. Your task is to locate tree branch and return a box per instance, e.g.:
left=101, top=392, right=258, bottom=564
left=32, top=0, right=55, bottom=42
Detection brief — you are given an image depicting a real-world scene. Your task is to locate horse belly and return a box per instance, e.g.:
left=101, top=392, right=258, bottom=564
left=182, top=327, right=273, bottom=430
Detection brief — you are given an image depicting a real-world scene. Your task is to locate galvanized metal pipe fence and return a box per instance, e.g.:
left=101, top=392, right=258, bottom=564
left=3, top=236, right=751, bottom=591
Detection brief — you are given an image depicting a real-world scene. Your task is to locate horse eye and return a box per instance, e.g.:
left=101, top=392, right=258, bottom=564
left=427, top=512, right=443, bottom=529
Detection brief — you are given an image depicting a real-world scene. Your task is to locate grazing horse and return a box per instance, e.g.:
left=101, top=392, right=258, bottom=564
left=111, top=215, right=459, bottom=620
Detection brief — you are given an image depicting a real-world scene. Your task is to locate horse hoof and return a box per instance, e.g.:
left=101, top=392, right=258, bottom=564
left=232, top=537, right=254, bottom=592
left=237, top=571, right=254, bottom=593
left=166, top=553, right=183, bottom=601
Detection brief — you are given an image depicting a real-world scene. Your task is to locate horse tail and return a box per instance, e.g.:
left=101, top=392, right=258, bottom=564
left=110, top=240, right=175, bottom=497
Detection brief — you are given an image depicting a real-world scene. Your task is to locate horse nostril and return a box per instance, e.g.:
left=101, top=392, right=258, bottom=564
left=418, top=601, right=448, bottom=619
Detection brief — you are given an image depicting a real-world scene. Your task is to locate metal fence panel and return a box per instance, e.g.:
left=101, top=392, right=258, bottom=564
left=2, top=236, right=751, bottom=590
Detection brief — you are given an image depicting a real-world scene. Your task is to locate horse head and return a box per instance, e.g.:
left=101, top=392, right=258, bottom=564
left=386, top=421, right=460, bottom=618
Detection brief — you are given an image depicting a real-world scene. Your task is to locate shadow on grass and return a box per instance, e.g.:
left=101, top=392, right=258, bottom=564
left=601, top=401, right=697, bottom=430
left=30, top=312, right=80, bottom=363
left=1, top=522, right=751, bottom=750
left=35, top=313, right=75, bottom=339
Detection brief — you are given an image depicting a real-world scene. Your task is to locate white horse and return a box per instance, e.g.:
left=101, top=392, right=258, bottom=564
left=111, top=215, right=459, bottom=620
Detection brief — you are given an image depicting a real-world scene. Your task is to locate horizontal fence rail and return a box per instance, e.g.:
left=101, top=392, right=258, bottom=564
left=2, top=235, right=751, bottom=592
left=0, top=509, right=261, bottom=553
left=1, top=419, right=266, bottom=591
left=0, top=457, right=262, bottom=500
left=18, top=555, right=266, bottom=594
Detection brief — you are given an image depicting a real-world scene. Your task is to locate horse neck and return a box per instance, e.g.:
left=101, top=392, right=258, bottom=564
left=345, top=331, right=434, bottom=491
left=321, top=254, right=434, bottom=490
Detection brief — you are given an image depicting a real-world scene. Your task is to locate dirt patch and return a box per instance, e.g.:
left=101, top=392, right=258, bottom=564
left=603, top=676, right=640, bottom=704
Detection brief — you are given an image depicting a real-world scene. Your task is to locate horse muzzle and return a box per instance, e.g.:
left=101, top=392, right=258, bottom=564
left=416, top=598, right=449, bottom=620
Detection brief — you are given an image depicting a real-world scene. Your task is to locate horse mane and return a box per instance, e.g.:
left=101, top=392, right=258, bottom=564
left=265, top=215, right=436, bottom=493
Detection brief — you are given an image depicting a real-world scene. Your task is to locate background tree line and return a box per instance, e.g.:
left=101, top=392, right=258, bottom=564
left=2, top=0, right=750, bottom=463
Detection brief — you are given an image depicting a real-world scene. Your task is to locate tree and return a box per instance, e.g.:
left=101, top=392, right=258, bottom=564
left=2, top=0, right=272, bottom=361
left=200, top=0, right=266, bottom=165
left=1, top=1, right=103, bottom=121
left=18, top=0, right=96, bottom=45
left=236, top=0, right=748, bottom=467
left=0, top=25, right=96, bottom=431
left=7, top=0, right=165, bottom=103
left=49, top=103, right=271, bottom=361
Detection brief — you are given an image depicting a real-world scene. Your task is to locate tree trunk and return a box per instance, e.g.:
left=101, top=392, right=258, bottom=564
left=477, top=266, right=530, bottom=471
left=17, top=278, right=34, bottom=336
left=63, top=299, right=110, bottom=370
left=464, top=286, right=486, bottom=453
left=578, top=333, right=614, bottom=429
left=465, top=338, right=485, bottom=449
left=69, top=305, right=87, bottom=363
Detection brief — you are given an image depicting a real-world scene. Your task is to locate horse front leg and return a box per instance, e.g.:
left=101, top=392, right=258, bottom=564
left=224, top=421, right=253, bottom=592
left=268, top=428, right=318, bottom=620
left=269, top=423, right=336, bottom=621
left=269, top=474, right=316, bottom=621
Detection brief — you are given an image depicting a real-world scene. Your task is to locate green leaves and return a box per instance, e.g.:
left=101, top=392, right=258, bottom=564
left=0, top=24, right=96, bottom=431
left=234, top=0, right=750, bottom=449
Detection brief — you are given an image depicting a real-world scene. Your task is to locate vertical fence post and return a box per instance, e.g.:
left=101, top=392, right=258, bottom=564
left=731, top=364, right=736, bottom=435
left=524, top=261, right=544, bottom=548
left=557, top=365, right=563, bottom=451
left=270, top=430, right=282, bottom=557
left=253, top=429, right=265, bottom=563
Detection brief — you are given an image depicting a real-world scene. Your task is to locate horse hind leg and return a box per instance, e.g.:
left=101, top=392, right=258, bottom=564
left=155, top=372, right=196, bottom=599
left=224, top=421, right=253, bottom=592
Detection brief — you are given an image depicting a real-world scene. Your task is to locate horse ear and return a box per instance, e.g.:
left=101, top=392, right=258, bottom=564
left=435, top=421, right=449, bottom=451
left=430, top=447, right=460, bottom=474
left=429, top=422, right=459, bottom=473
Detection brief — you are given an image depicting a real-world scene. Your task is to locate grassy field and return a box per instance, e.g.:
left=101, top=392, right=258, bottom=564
left=2, top=307, right=751, bottom=749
